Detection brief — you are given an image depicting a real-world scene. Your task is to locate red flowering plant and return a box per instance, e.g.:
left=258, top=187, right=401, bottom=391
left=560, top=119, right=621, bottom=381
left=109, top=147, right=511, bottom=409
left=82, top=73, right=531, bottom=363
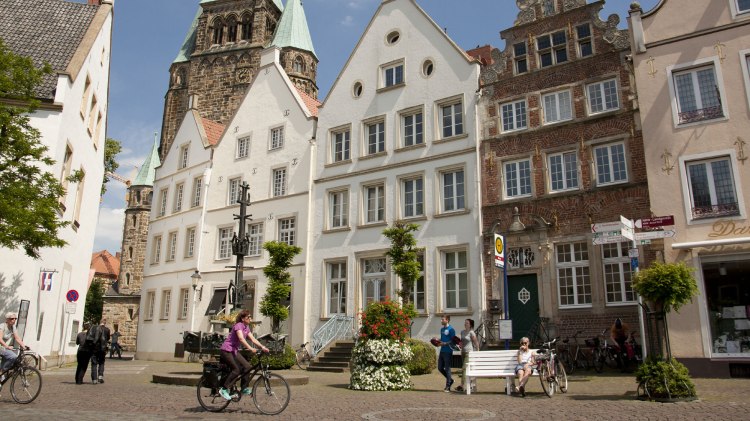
left=359, top=297, right=417, bottom=342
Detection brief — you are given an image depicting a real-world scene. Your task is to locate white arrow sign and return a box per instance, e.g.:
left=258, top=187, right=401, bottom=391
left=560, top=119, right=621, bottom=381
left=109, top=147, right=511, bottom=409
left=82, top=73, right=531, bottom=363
left=593, top=232, right=626, bottom=245
left=634, top=230, right=676, bottom=240
left=591, top=221, right=622, bottom=233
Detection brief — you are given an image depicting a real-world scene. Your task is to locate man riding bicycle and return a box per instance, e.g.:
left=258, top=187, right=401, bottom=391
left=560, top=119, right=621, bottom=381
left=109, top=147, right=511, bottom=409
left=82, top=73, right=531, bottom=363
left=1, top=312, right=29, bottom=376
left=218, top=310, right=269, bottom=401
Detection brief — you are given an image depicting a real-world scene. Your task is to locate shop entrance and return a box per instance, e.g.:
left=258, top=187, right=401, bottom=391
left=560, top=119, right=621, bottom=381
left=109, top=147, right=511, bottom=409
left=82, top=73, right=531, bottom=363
left=702, top=254, right=750, bottom=357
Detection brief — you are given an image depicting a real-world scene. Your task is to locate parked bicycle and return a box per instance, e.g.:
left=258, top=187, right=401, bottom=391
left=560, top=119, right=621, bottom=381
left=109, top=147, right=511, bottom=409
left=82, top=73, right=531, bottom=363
left=558, top=330, right=589, bottom=374
left=295, top=342, right=313, bottom=370
left=592, top=329, right=622, bottom=373
left=475, top=316, right=498, bottom=350
left=533, top=338, right=567, bottom=397
left=196, top=349, right=290, bottom=415
left=0, top=348, right=42, bottom=404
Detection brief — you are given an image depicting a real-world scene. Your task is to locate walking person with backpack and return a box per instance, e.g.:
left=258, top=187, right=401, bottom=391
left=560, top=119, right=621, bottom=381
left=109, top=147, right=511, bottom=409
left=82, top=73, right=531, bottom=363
left=75, top=323, right=97, bottom=384
left=90, top=319, right=110, bottom=384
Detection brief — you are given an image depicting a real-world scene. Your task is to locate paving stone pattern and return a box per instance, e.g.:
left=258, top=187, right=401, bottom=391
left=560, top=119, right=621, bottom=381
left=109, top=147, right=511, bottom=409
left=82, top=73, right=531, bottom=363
left=1, top=358, right=749, bottom=420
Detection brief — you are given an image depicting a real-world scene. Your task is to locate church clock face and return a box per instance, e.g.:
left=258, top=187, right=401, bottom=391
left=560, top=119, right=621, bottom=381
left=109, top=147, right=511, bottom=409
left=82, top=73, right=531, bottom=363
left=236, top=68, right=251, bottom=83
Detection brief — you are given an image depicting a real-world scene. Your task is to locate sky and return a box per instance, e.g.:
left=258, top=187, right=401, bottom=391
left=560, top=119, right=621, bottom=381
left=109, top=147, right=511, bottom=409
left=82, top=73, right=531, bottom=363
left=93, top=0, right=658, bottom=254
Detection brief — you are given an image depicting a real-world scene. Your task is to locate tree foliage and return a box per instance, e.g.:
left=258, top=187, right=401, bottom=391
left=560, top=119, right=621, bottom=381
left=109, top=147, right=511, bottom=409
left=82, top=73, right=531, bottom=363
left=632, top=262, right=698, bottom=313
left=101, top=137, right=122, bottom=195
left=383, top=222, right=422, bottom=304
left=84, top=278, right=105, bottom=325
left=259, top=241, right=301, bottom=333
left=0, top=38, right=69, bottom=258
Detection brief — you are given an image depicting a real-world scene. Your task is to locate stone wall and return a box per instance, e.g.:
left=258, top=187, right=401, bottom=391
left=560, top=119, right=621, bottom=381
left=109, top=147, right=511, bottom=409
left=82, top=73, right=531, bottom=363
left=102, top=295, right=140, bottom=352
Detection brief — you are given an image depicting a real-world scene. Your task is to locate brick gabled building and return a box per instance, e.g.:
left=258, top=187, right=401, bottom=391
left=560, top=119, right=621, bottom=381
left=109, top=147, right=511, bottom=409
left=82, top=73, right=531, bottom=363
left=475, top=0, right=654, bottom=341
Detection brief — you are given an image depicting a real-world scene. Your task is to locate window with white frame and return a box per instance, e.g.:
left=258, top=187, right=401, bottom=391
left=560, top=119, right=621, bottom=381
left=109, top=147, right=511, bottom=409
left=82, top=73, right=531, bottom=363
left=145, top=291, right=155, bottom=320
left=401, top=110, right=423, bottom=147
left=672, top=64, right=724, bottom=125
left=272, top=167, right=286, bottom=197
left=440, top=101, right=464, bottom=138
left=217, top=227, right=233, bottom=259
left=735, top=0, right=750, bottom=14
left=513, top=41, right=528, bottom=74
left=594, top=142, right=628, bottom=185
left=602, top=242, right=635, bottom=304
left=237, top=136, right=250, bottom=158
left=247, top=222, right=264, bottom=256
left=228, top=177, right=241, bottom=205
left=500, top=99, right=527, bottom=132
left=179, top=145, right=189, bottom=169
left=178, top=288, right=189, bottom=319
left=151, top=235, right=162, bottom=264
left=329, top=190, right=349, bottom=229
left=331, top=129, right=351, bottom=162
left=328, top=261, right=347, bottom=315
left=504, top=159, right=532, bottom=198
left=173, top=183, right=184, bottom=212
left=191, top=176, right=202, bottom=208
left=362, top=258, right=387, bottom=305
left=382, top=61, right=404, bottom=87
left=402, top=177, right=424, bottom=218
left=542, top=90, right=572, bottom=124
left=160, top=289, right=172, bottom=320
left=411, top=254, right=426, bottom=312
left=270, top=127, right=284, bottom=150
left=441, top=169, right=465, bottom=212
left=185, top=227, right=196, bottom=258
left=366, top=120, right=385, bottom=155
left=364, top=184, right=385, bottom=223
left=167, top=232, right=177, bottom=261
left=576, top=23, right=593, bottom=58
left=443, top=250, right=468, bottom=309
left=556, top=242, right=591, bottom=306
left=278, top=217, right=296, bottom=245
left=686, top=156, right=740, bottom=219
left=158, top=188, right=168, bottom=217
left=537, top=30, right=568, bottom=68
left=587, top=79, right=619, bottom=114
left=548, top=151, right=579, bottom=192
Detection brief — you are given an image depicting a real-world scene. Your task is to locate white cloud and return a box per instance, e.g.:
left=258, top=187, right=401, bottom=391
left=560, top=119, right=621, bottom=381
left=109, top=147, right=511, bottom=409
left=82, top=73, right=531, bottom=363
left=340, top=15, right=354, bottom=26
left=93, top=207, right=125, bottom=254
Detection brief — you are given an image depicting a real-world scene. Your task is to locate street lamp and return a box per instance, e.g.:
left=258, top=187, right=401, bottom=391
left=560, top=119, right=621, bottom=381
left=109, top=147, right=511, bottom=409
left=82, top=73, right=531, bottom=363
left=190, top=270, right=202, bottom=332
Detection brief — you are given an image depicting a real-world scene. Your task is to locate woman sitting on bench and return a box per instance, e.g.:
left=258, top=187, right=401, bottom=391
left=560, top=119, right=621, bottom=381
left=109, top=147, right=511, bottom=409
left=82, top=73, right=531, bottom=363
left=515, top=337, right=535, bottom=397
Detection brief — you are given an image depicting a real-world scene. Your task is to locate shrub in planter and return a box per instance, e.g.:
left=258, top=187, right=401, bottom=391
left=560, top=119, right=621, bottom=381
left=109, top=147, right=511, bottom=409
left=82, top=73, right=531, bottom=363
left=407, top=338, right=437, bottom=375
left=359, top=298, right=416, bottom=341
left=350, top=339, right=413, bottom=390
left=635, top=357, right=696, bottom=400
left=242, top=343, right=296, bottom=370
left=632, top=262, right=698, bottom=313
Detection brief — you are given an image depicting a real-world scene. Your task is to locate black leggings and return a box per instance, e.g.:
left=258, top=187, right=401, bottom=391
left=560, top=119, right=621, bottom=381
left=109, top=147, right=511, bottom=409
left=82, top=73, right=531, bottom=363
left=220, top=350, right=251, bottom=390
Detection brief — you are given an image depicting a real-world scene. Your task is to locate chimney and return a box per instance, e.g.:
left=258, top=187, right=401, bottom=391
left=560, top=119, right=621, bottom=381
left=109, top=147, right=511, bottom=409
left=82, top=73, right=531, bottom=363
left=87, top=0, right=101, bottom=5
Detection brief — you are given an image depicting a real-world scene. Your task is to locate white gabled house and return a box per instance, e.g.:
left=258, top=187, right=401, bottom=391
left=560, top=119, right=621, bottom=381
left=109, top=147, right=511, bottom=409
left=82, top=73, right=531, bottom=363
left=309, top=0, right=484, bottom=343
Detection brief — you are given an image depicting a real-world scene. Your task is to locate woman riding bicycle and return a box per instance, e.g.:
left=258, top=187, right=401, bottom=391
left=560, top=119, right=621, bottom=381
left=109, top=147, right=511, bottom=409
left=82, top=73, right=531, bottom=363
left=1, top=312, right=29, bottom=373
left=218, top=310, right=268, bottom=401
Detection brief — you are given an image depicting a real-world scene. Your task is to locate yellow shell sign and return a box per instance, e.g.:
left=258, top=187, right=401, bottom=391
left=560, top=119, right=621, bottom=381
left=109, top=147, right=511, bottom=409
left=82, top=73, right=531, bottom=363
left=494, top=234, right=505, bottom=268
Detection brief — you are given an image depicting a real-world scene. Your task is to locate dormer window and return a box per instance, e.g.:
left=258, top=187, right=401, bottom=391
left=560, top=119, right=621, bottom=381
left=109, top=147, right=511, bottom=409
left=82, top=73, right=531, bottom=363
left=382, top=61, right=404, bottom=88
left=537, top=30, right=568, bottom=68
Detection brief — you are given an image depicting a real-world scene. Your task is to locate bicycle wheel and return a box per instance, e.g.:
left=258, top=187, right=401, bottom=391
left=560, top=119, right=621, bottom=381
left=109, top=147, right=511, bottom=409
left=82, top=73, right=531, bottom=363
left=592, top=349, right=604, bottom=373
left=555, top=358, right=568, bottom=393
left=10, top=367, right=42, bottom=404
left=539, top=362, right=554, bottom=398
left=252, top=372, right=290, bottom=415
left=605, top=350, right=620, bottom=369
left=295, top=349, right=310, bottom=370
left=21, top=353, right=39, bottom=369
left=559, top=350, right=574, bottom=375
left=196, top=375, right=230, bottom=412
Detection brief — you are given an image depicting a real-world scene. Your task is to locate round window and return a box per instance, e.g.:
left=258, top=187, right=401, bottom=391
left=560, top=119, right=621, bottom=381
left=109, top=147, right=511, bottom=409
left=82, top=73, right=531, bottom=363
left=422, top=60, right=434, bottom=77
left=387, top=31, right=400, bottom=45
left=353, top=81, right=363, bottom=98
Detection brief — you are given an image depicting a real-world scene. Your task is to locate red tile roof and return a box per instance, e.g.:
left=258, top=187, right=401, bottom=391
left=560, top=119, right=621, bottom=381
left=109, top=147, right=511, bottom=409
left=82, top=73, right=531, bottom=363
left=295, top=87, right=320, bottom=117
left=201, top=117, right=225, bottom=146
left=90, top=250, right=120, bottom=279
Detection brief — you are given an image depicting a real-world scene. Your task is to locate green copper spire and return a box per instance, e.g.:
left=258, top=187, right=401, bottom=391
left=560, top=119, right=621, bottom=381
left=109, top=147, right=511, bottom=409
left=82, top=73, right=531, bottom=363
left=272, top=0, right=316, bottom=58
left=132, top=135, right=161, bottom=186
left=173, top=6, right=202, bottom=63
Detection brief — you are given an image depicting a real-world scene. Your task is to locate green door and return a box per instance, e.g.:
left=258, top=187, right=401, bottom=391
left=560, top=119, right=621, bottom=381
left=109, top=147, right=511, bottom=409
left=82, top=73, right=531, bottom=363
left=508, top=274, right=539, bottom=341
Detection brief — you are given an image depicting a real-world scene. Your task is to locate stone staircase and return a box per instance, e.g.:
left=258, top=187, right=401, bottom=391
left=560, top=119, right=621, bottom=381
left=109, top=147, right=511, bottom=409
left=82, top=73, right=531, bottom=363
left=306, top=340, right=354, bottom=373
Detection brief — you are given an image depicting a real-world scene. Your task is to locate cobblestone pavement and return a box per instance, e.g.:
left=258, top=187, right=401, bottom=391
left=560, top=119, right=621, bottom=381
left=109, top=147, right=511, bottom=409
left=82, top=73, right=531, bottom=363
left=1, top=358, right=749, bottom=420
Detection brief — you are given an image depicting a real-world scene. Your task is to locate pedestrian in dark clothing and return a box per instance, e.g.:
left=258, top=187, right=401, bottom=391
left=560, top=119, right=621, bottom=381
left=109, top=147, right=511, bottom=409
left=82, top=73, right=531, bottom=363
left=435, top=314, right=456, bottom=392
left=110, top=328, right=122, bottom=359
left=75, top=323, right=93, bottom=385
left=90, top=318, right=110, bottom=384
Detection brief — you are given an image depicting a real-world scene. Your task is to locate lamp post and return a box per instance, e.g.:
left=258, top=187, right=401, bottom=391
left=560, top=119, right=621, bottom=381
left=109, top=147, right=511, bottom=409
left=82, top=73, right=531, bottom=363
left=190, top=270, right=202, bottom=332
left=230, top=182, right=252, bottom=312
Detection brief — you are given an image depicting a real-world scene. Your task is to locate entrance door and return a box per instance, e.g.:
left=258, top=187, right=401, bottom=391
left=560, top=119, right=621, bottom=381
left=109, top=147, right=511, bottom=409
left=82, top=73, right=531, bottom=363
left=508, top=274, right=539, bottom=340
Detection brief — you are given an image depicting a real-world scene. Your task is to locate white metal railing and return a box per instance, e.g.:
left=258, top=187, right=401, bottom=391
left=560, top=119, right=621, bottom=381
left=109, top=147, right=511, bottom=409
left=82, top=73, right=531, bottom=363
left=311, top=314, right=355, bottom=356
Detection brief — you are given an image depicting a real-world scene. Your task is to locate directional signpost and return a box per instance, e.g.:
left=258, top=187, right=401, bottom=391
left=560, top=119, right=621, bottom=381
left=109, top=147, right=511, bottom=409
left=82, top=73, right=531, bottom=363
left=635, top=215, right=675, bottom=229
left=635, top=230, right=676, bottom=241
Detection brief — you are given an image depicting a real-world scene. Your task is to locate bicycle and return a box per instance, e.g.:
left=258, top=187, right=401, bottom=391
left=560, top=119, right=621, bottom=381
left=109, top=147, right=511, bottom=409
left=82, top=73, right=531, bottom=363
left=591, top=329, right=622, bottom=373
left=0, top=348, right=42, bottom=404
left=533, top=338, right=567, bottom=397
left=196, top=350, right=290, bottom=415
left=558, top=330, right=588, bottom=374
left=475, top=316, right=497, bottom=350
left=295, top=342, right=313, bottom=370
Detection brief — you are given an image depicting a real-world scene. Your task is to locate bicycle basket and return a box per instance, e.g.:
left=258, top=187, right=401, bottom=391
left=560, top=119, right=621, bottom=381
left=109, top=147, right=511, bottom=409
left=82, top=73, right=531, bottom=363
left=202, top=361, right=223, bottom=388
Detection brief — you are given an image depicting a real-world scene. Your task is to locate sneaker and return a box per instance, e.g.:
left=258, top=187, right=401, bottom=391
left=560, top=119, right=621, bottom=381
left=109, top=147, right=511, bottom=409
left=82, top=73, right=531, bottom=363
left=219, top=387, right=232, bottom=401
left=455, top=385, right=464, bottom=392
left=92, top=379, right=98, bottom=385
left=99, top=376, right=104, bottom=384
left=519, top=385, right=525, bottom=397
left=241, top=387, right=252, bottom=396
left=443, top=386, right=451, bottom=393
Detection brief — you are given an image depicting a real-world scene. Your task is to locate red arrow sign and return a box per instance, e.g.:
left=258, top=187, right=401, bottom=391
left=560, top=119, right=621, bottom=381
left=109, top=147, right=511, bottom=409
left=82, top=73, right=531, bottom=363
left=636, top=215, right=674, bottom=229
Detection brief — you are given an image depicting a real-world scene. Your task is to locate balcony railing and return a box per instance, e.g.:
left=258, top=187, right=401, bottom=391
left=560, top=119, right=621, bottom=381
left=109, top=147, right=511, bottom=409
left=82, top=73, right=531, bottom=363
left=678, top=105, right=723, bottom=124
left=692, top=202, right=740, bottom=220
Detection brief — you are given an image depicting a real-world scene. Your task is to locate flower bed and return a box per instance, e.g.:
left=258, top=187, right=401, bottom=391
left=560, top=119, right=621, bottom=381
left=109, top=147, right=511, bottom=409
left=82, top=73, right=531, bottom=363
left=350, top=339, right=413, bottom=391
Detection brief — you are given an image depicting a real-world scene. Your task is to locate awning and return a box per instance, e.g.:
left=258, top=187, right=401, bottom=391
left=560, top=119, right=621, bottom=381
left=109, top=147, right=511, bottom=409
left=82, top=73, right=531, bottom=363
left=205, top=288, right=227, bottom=316
left=672, top=237, right=750, bottom=250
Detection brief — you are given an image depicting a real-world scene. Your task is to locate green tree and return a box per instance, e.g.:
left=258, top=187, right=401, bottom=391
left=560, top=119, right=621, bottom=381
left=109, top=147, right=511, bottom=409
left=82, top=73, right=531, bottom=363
left=84, top=278, right=105, bottom=325
left=0, top=38, right=68, bottom=258
left=383, top=222, right=422, bottom=305
left=259, top=241, right=301, bottom=333
left=101, top=137, right=122, bottom=195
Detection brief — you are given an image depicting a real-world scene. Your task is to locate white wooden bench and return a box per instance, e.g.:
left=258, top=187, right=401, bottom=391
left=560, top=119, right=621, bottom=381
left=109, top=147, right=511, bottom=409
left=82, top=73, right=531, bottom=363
left=463, top=349, right=539, bottom=395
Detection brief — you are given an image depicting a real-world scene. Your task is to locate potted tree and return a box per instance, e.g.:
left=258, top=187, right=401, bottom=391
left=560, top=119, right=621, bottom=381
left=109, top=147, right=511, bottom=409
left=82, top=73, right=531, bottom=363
left=631, top=262, right=699, bottom=401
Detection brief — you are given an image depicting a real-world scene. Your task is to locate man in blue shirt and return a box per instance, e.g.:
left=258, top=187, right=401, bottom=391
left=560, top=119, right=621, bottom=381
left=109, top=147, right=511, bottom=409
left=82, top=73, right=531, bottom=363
left=437, top=314, right=456, bottom=392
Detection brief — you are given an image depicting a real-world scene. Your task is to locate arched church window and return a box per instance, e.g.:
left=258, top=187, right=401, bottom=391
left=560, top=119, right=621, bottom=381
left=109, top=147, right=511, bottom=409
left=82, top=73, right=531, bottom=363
left=128, top=247, right=133, bottom=259
left=212, top=18, right=225, bottom=45
left=227, top=16, right=238, bottom=43
left=131, top=214, right=137, bottom=227
left=293, top=56, right=305, bottom=73
left=125, top=273, right=131, bottom=285
left=241, top=14, right=253, bottom=41
left=265, top=19, right=275, bottom=39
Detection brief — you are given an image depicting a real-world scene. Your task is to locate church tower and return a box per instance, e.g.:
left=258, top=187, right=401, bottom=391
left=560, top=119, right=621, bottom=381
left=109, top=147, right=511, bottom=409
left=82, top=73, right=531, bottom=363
left=159, top=0, right=317, bottom=160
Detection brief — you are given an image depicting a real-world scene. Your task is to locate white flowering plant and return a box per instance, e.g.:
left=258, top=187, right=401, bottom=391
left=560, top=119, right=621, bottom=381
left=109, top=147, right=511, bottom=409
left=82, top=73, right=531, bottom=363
left=351, top=339, right=413, bottom=365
